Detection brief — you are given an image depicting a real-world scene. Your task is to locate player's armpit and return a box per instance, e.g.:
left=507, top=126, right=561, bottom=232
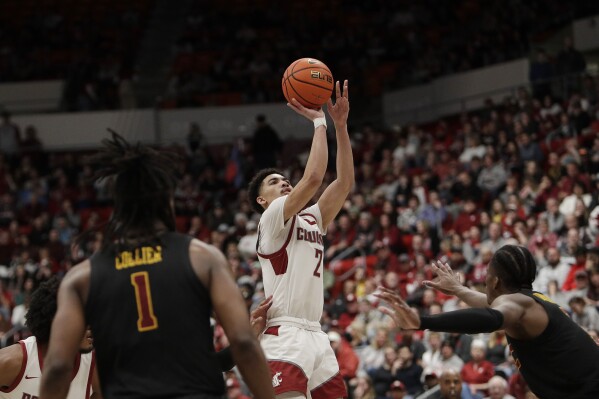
left=0, top=344, right=24, bottom=388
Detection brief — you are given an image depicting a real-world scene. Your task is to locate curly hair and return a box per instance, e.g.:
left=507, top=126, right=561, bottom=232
left=490, top=245, right=537, bottom=291
left=247, top=168, right=282, bottom=214
left=84, top=131, right=180, bottom=249
left=25, top=277, right=60, bottom=344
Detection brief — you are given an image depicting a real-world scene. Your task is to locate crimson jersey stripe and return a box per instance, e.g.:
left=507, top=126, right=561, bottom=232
left=256, top=216, right=296, bottom=259
left=299, top=213, right=318, bottom=226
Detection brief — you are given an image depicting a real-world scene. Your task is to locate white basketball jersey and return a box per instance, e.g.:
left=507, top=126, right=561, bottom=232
left=0, top=336, right=95, bottom=399
left=257, top=196, right=326, bottom=322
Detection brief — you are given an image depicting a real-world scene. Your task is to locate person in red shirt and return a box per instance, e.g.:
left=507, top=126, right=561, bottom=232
left=328, top=331, right=359, bottom=383
left=460, top=339, right=495, bottom=397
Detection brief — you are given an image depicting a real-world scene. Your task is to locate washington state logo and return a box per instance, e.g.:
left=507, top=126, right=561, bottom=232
left=272, top=371, right=283, bottom=387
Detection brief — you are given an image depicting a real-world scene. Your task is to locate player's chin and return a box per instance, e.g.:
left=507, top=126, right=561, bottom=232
left=79, top=345, right=94, bottom=354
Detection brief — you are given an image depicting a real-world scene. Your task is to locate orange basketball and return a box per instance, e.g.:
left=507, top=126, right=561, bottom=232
left=282, top=58, right=334, bottom=109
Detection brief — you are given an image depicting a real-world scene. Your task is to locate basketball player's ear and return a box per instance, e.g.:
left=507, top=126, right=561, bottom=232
left=491, top=275, right=500, bottom=290
left=256, top=196, right=267, bottom=208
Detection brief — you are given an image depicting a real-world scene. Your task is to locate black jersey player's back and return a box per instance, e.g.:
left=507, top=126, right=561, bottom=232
left=85, top=232, right=223, bottom=398
left=39, top=133, right=273, bottom=399
left=507, top=290, right=599, bottom=399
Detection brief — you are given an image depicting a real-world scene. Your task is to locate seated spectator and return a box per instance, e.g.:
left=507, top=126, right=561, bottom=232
left=387, top=380, right=407, bottom=399
left=461, top=339, right=495, bottom=398
left=568, top=296, right=599, bottom=332
left=394, top=345, right=424, bottom=397
left=484, top=376, right=516, bottom=399
left=360, top=329, right=393, bottom=374
left=477, top=154, right=508, bottom=197
left=415, top=367, right=476, bottom=399
left=370, top=346, right=400, bottom=399
left=532, top=247, right=571, bottom=294
left=352, top=375, right=377, bottom=399
left=329, top=330, right=360, bottom=385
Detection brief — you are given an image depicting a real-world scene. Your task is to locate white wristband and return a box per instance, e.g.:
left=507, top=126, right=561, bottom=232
left=313, top=117, right=327, bottom=129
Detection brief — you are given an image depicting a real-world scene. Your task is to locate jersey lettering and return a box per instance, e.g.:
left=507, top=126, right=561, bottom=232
left=116, top=246, right=162, bottom=270
left=313, top=249, right=323, bottom=277
left=131, top=271, right=159, bottom=332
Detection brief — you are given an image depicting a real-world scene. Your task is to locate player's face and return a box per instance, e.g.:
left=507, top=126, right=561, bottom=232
left=485, top=265, right=499, bottom=304
left=257, top=174, right=292, bottom=209
left=439, top=371, right=462, bottom=399
left=79, top=327, right=94, bottom=354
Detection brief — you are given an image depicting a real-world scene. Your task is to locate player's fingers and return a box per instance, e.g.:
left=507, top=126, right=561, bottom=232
left=327, top=98, right=334, bottom=109
left=335, top=80, right=341, bottom=99
left=343, top=80, right=349, bottom=99
left=378, top=306, right=401, bottom=326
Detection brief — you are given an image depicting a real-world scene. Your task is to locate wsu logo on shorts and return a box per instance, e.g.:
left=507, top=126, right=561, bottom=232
left=272, top=371, right=283, bottom=387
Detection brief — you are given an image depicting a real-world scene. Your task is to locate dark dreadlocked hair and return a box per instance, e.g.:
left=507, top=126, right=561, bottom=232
left=247, top=168, right=282, bottom=214
left=25, top=277, right=60, bottom=344
left=489, top=245, right=537, bottom=292
left=85, top=131, right=180, bottom=250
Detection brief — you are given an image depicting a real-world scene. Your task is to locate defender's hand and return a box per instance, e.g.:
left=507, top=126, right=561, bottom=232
left=423, top=260, right=463, bottom=296
left=374, top=287, right=421, bottom=330
left=250, top=295, right=273, bottom=337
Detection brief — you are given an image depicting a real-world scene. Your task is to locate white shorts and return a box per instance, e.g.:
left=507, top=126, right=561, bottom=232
left=260, top=317, right=347, bottom=399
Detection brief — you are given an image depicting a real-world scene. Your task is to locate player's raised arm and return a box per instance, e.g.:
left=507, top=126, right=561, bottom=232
left=40, top=262, right=90, bottom=399
left=318, top=80, right=354, bottom=227
left=189, top=240, right=274, bottom=399
left=282, top=99, right=329, bottom=222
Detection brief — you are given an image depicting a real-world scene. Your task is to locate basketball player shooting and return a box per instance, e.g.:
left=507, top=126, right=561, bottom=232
left=247, top=80, right=353, bottom=399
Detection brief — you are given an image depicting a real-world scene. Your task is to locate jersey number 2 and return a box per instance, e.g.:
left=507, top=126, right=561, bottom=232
left=131, top=271, right=159, bottom=332
left=313, top=249, right=323, bottom=277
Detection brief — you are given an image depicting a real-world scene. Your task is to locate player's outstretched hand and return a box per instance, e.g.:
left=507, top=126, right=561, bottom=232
left=326, top=80, right=349, bottom=126
left=287, top=98, right=325, bottom=122
left=374, top=287, right=420, bottom=330
left=423, top=260, right=463, bottom=295
left=250, top=295, right=273, bottom=337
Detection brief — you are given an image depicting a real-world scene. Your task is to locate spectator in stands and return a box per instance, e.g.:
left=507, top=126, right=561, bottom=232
left=370, top=346, right=401, bottom=399
left=360, top=328, right=392, bottom=374
left=477, top=154, right=508, bottom=198
left=460, top=339, right=495, bottom=398
left=556, top=36, right=586, bottom=97
left=0, top=111, right=20, bottom=163
left=252, top=114, right=282, bottom=169
left=453, top=199, right=481, bottom=237
left=421, top=332, right=444, bottom=378
left=439, top=340, right=464, bottom=373
left=485, top=376, right=515, bottom=399
left=398, top=195, right=421, bottom=234
left=542, top=197, right=564, bottom=234
left=517, top=133, right=543, bottom=164
left=532, top=246, right=570, bottom=294
left=328, top=330, right=360, bottom=384
left=394, top=344, right=424, bottom=397
left=352, top=375, right=377, bottom=399
left=529, top=49, right=553, bottom=100
left=568, top=296, right=599, bottom=332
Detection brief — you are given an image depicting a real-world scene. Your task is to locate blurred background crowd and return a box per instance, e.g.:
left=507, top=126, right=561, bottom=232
left=1, top=1, right=599, bottom=399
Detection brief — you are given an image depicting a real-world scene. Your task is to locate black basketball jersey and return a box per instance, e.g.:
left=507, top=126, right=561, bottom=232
left=85, top=232, right=225, bottom=398
left=506, top=290, right=599, bottom=399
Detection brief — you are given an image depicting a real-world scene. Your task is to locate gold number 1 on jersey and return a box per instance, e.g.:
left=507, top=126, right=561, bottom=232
left=131, top=271, right=159, bottom=332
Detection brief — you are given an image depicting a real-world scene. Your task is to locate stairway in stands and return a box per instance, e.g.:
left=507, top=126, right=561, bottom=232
left=133, top=0, right=194, bottom=107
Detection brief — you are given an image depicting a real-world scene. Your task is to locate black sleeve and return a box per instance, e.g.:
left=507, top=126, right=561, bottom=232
left=216, top=347, right=235, bottom=371
left=419, top=307, right=504, bottom=334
